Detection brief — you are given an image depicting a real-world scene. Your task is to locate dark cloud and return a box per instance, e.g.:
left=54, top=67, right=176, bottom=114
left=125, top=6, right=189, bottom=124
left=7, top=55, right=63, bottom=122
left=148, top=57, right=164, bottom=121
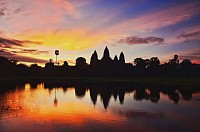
left=0, top=49, right=47, bottom=63
left=177, top=29, right=200, bottom=42
left=179, top=51, right=200, bottom=60
left=0, top=36, right=23, bottom=46
left=0, top=33, right=45, bottom=64
left=119, top=36, right=164, bottom=45
left=0, top=49, right=12, bottom=56
left=0, top=35, right=42, bottom=48
left=11, top=49, right=49, bottom=54
left=0, top=1, right=7, bottom=17
left=177, top=31, right=200, bottom=38
left=0, top=1, right=5, bottom=13
left=177, top=29, right=200, bottom=38
left=0, top=8, right=5, bottom=16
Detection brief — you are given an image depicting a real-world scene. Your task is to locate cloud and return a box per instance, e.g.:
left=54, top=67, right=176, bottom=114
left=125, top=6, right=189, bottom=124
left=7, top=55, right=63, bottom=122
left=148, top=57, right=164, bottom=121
left=166, top=24, right=200, bottom=44
left=0, top=49, right=47, bottom=63
left=179, top=52, right=200, bottom=60
left=1, top=0, right=84, bottom=25
left=111, top=1, right=200, bottom=34
left=176, top=26, right=200, bottom=42
left=0, top=49, right=12, bottom=56
left=53, top=0, right=82, bottom=18
left=2, top=0, right=199, bottom=51
left=0, top=35, right=46, bottom=64
left=21, top=49, right=48, bottom=54
left=0, top=0, right=200, bottom=62
left=178, top=31, right=200, bottom=38
left=0, top=0, right=23, bottom=17
left=0, top=8, right=5, bottom=16
left=11, top=49, right=49, bottom=54
left=118, top=36, right=164, bottom=45
left=177, top=49, right=200, bottom=64
left=0, top=35, right=42, bottom=48
left=0, top=0, right=5, bottom=16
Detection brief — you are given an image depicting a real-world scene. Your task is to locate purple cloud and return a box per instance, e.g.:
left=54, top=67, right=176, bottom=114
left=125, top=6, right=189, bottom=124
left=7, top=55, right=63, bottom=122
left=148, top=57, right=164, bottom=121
left=11, top=49, right=49, bottom=54
left=0, top=49, right=47, bottom=63
left=0, top=9, right=5, bottom=16
left=119, top=36, right=164, bottom=45
left=178, top=31, right=200, bottom=38
left=0, top=35, right=42, bottom=48
left=179, top=52, right=200, bottom=60
left=177, top=29, right=200, bottom=42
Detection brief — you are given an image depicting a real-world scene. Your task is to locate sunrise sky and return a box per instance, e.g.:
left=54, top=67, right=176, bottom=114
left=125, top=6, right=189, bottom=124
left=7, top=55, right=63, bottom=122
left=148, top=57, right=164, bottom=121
left=0, top=0, right=200, bottom=66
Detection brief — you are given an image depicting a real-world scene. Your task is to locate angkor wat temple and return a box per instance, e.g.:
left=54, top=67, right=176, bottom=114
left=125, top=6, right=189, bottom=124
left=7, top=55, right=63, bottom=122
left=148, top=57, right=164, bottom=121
left=89, top=46, right=131, bottom=76
left=0, top=46, right=200, bottom=77
left=90, top=46, right=126, bottom=67
left=44, top=46, right=132, bottom=76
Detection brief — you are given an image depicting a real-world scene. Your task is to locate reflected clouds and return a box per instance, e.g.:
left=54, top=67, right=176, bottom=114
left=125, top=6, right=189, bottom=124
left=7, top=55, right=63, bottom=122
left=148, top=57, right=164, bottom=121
left=0, top=82, right=200, bottom=131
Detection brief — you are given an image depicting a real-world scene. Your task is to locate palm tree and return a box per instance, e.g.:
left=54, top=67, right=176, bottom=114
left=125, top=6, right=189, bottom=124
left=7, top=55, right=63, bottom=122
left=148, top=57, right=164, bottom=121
left=55, top=50, right=59, bottom=65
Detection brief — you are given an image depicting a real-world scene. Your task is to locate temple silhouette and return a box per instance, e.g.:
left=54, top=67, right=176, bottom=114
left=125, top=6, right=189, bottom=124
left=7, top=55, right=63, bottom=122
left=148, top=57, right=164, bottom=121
left=90, top=46, right=125, bottom=67
left=89, top=46, right=130, bottom=76
left=0, top=46, right=200, bottom=77
left=43, top=82, right=198, bottom=109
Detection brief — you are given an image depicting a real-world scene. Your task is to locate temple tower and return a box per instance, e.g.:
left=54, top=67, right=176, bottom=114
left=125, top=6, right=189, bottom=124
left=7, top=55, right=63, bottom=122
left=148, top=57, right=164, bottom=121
left=102, top=46, right=111, bottom=61
left=90, top=50, right=98, bottom=66
left=119, top=52, right=125, bottom=64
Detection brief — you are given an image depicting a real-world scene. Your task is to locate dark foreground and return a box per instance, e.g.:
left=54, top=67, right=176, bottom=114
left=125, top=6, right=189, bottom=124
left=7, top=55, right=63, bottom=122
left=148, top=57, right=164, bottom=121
left=0, top=76, right=200, bottom=87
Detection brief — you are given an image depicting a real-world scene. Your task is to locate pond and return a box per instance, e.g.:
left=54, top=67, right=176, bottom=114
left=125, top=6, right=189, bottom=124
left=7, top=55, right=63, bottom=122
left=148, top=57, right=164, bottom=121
left=0, top=82, right=200, bottom=131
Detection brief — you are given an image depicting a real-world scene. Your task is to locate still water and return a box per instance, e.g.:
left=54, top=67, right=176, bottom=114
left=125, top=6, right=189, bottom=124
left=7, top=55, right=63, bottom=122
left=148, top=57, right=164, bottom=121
left=0, top=82, right=200, bottom=131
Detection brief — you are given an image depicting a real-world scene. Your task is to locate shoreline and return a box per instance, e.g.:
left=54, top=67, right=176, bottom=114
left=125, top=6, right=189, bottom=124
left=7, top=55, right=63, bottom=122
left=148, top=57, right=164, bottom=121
left=0, top=76, right=199, bottom=87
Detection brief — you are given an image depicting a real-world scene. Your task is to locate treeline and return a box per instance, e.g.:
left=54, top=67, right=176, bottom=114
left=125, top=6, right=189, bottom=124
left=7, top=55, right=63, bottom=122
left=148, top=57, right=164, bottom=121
left=0, top=55, right=200, bottom=77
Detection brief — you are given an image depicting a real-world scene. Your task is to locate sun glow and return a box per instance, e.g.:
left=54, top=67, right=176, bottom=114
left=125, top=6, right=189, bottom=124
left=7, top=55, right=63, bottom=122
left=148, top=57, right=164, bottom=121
left=21, top=28, right=110, bottom=51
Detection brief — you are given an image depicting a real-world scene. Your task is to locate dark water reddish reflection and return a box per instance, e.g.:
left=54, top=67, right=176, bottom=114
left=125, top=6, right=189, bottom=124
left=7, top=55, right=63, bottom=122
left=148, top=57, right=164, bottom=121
left=0, top=82, right=200, bottom=131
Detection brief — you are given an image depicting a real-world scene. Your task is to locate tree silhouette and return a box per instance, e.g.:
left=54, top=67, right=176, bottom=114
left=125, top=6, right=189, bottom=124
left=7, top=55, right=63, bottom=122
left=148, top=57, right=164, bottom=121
left=63, top=61, right=69, bottom=67
left=169, top=54, right=179, bottom=65
left=76, top=57, right=87, bottom=67
left=147, top=57, right=160, bottom=75
left=180, top=59, right=193, bottom=75
left=134, top=58, right=144, bottom=67
left=150, top=57, right=160, bottom=68
left=134, top=58, right=148, bottom=75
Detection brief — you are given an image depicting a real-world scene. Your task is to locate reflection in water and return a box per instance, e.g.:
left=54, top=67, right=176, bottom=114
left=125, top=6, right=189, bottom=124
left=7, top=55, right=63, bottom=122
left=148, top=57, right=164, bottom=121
left=54, top=88, right=58, bottom=107
left=0, top=82, right=200, bottom=131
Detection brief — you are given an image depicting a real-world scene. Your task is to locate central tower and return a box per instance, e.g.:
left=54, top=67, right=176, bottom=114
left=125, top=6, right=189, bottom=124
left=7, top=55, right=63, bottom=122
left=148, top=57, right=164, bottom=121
left=102, top=46, right=111, bottom=61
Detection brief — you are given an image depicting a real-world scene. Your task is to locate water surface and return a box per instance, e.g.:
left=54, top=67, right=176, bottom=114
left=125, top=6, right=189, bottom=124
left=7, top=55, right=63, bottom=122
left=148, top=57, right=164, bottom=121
left=0, top=82, right=200, bottom=131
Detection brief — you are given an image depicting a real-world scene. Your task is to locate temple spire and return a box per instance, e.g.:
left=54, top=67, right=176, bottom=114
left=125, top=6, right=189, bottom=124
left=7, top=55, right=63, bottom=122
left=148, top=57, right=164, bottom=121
left=114, top=55, right=118, bottom=61
left=90, top=50, right=98, bottom=66
left=119, top=52, right=125, bottom=64
left=102, top=46, right=110, bottom=60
